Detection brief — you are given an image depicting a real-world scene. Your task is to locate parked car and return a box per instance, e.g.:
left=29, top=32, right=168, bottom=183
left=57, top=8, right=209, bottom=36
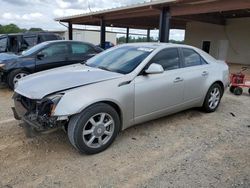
left=0, top=32, right=62, bottom=54
left=12, top=43, right=229, bottom=154
left=0, top=40, right=103, bottom=89
left=98, top=41, right=115, bottom=50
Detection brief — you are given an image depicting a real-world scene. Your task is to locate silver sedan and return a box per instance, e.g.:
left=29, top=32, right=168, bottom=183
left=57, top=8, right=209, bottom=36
left=13, top=43, right=229, bottom=154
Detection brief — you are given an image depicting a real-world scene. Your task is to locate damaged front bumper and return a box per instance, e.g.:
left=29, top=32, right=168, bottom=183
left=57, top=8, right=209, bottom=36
left=12, top=93, right=68, bottom=137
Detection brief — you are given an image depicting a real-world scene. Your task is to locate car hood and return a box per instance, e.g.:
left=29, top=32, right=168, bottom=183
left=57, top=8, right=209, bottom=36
left=15, top=64, right=123, bottom=99
left=0, top=53, right=19, bottom=61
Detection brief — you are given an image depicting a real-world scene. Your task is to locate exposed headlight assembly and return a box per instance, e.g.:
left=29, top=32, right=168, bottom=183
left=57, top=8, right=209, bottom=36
left=38, top=94, right=64, bottom=116
left=48, top=94, right=64, bottom=116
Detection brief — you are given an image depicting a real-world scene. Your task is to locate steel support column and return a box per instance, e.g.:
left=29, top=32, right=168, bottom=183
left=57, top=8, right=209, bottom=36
left=147, top=29, right=150, bottom=42
left=68, top=22, right=73, bottom=40
left=126, top=27, right=129, bottom=43
left=159, top=7, right=171, bottom=42
left=100, top=19, right=106, bottom=49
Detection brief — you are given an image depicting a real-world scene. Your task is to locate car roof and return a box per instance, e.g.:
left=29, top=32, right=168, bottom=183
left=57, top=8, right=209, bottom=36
left=119, top=42, right=197, bottom=49
left=41, top=40, right=94, bottom=46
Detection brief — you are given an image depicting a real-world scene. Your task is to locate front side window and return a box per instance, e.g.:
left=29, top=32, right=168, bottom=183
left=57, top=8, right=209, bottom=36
left=150, top=48, right=180, bottom=71
left=182, top=48, right=206, bottom=67
left=0, top=37, right=7, bottom=52
left=40, top=43, right=68, bottom=58
left=86, top=46, right=154, bottom=74
left=71, top=43, right=92, bottom=54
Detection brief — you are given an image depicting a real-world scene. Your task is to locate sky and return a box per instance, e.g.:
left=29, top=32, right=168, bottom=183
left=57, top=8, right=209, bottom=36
left=0, top=0, right=185, bottom=41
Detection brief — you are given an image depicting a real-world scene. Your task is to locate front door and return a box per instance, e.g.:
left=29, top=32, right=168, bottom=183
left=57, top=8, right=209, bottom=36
left=134, top=48, right=184, bottom=122
left=35, top=43, right=69, bottom=72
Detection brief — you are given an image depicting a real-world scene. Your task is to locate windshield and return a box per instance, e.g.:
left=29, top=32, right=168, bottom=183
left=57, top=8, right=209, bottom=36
left=85, top=46, right=154, bottom=74
left=21, top=42, right=48, bottom=56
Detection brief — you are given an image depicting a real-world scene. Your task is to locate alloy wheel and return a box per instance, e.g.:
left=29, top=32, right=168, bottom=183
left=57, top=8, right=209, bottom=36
left=13, top=73, right=28, bottom=86
left=82, top=113, right=115, bottom=148
left=208, top=87, right=220, bottom=109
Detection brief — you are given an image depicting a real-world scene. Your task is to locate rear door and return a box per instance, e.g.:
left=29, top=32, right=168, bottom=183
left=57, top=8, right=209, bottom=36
left=180, top=48, right=211, bottom=103
left=35, top=42, right=69, bottom=72
left=68, top=42, right=98, bottom=64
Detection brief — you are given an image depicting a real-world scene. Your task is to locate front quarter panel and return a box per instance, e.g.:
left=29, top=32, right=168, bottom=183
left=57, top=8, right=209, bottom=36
left=53, top=77, right=135, bottom=129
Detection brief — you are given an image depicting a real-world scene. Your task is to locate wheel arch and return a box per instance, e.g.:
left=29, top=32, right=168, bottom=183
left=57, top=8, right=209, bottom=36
left=212, top=80, right=225, bottom=95
left=94, top=100, right=123, bottom=131
left=71, top=100, right=123, bottom=132
left=202, top=80, right=225, bottom=107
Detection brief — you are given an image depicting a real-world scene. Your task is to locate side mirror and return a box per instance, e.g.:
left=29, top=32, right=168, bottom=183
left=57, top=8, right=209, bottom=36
left=145, top=63, right=164, bottom=74
left=37, top=53, right=45, bottom=59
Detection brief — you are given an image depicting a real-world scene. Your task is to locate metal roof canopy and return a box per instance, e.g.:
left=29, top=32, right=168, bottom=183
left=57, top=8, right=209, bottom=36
left=55, top=0, right=250, bottom=48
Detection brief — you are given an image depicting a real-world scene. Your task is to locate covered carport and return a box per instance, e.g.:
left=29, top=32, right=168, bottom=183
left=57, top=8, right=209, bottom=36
left=55, top=0, right=250, bottom=64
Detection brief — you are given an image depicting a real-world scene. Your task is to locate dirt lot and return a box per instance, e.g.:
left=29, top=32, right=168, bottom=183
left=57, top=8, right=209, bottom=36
left=0, top=65, right=250, bottom=188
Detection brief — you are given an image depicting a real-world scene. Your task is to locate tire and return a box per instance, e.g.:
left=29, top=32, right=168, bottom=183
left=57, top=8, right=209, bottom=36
left=234, top=87, right=243, bottom=95
left=67, top=103, right=121, bottom=154
left=7, top=69, right=29, bottom=90
left=203, top=83, right=222, bottom=113
left=248, top=88, right=250, bottom=95
left=229, top=86, right=235, bottom=93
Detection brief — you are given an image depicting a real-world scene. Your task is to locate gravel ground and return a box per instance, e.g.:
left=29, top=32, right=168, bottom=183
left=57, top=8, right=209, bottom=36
left=0, top=81, right=249, bottom=188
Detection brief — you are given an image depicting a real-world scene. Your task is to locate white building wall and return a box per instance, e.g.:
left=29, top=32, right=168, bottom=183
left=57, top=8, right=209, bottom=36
left=185, top=18, right=250, bottom=65
left=62, top=29, right=117, bottom=45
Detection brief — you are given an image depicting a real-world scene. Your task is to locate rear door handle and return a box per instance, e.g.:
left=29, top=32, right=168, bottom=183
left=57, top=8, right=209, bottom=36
left=202, top=71, right=209, bottom=76
left=174, top=77, right=184, bottom=83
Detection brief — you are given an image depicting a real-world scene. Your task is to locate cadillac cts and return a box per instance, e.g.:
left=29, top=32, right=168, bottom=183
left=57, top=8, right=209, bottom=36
left=12, top=43, right=229, bottom=154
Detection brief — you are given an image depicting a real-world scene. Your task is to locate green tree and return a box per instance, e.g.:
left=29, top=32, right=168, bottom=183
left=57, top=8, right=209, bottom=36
left=0, top=24, right=22, bottom=34
left=29, top=28, right=44, bottom=32
left=0, top=24, right=44, bottom=34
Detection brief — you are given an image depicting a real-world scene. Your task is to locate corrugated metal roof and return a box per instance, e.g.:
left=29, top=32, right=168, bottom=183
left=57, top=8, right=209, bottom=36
left=55, top=0, right=177, bottom=21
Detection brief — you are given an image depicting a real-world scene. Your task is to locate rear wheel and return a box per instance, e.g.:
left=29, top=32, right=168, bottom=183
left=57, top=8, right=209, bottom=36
left=67, top=103, right=120, bottom=154
left=7, top=69, right=29, bottom=90
left=233, top=87, right=243, bottom=95
left=203, top=83, right=222, bottom=113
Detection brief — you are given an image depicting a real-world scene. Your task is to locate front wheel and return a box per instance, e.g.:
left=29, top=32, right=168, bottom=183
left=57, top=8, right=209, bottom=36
left=7, top=69, right=29, bottom=90
left=67, top=103, right=120, bottom=154
left=203, top=83, right=222, bottom=113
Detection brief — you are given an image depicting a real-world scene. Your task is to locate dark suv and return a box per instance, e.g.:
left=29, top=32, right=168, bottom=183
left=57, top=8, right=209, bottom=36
left=0, top=40, right=103, bottom=89
left=0, top=32, right=62, bottom=54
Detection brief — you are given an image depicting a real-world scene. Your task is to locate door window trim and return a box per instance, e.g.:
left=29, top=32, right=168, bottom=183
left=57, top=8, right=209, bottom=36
left=138, top=47, right=182, bottom=76
left=179, top=47, right=208, bottom=68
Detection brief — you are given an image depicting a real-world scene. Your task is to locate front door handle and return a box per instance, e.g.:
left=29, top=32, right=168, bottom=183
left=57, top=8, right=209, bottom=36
left=202, top=71, right=209, bottom=76
left=174, top=77, right=184, bottom=83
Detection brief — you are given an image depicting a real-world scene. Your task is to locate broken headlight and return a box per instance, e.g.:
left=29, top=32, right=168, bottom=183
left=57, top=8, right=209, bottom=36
left=38, top=94, right=63, bottom=116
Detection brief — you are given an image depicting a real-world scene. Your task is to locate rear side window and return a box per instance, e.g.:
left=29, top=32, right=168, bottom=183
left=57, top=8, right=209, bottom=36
left=182, top=48, right=207, bottom=67
left=24, top=35, right=37, bottom=46
left=71, top=43, right=93, bottom=54
left=40, top=43, right=68, bottom=57
left=150, top=48, right=180, bottom=71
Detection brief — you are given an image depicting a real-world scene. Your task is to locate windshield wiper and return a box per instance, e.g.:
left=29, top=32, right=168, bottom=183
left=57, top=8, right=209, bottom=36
left=98, top=66, right=111, bottom=72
